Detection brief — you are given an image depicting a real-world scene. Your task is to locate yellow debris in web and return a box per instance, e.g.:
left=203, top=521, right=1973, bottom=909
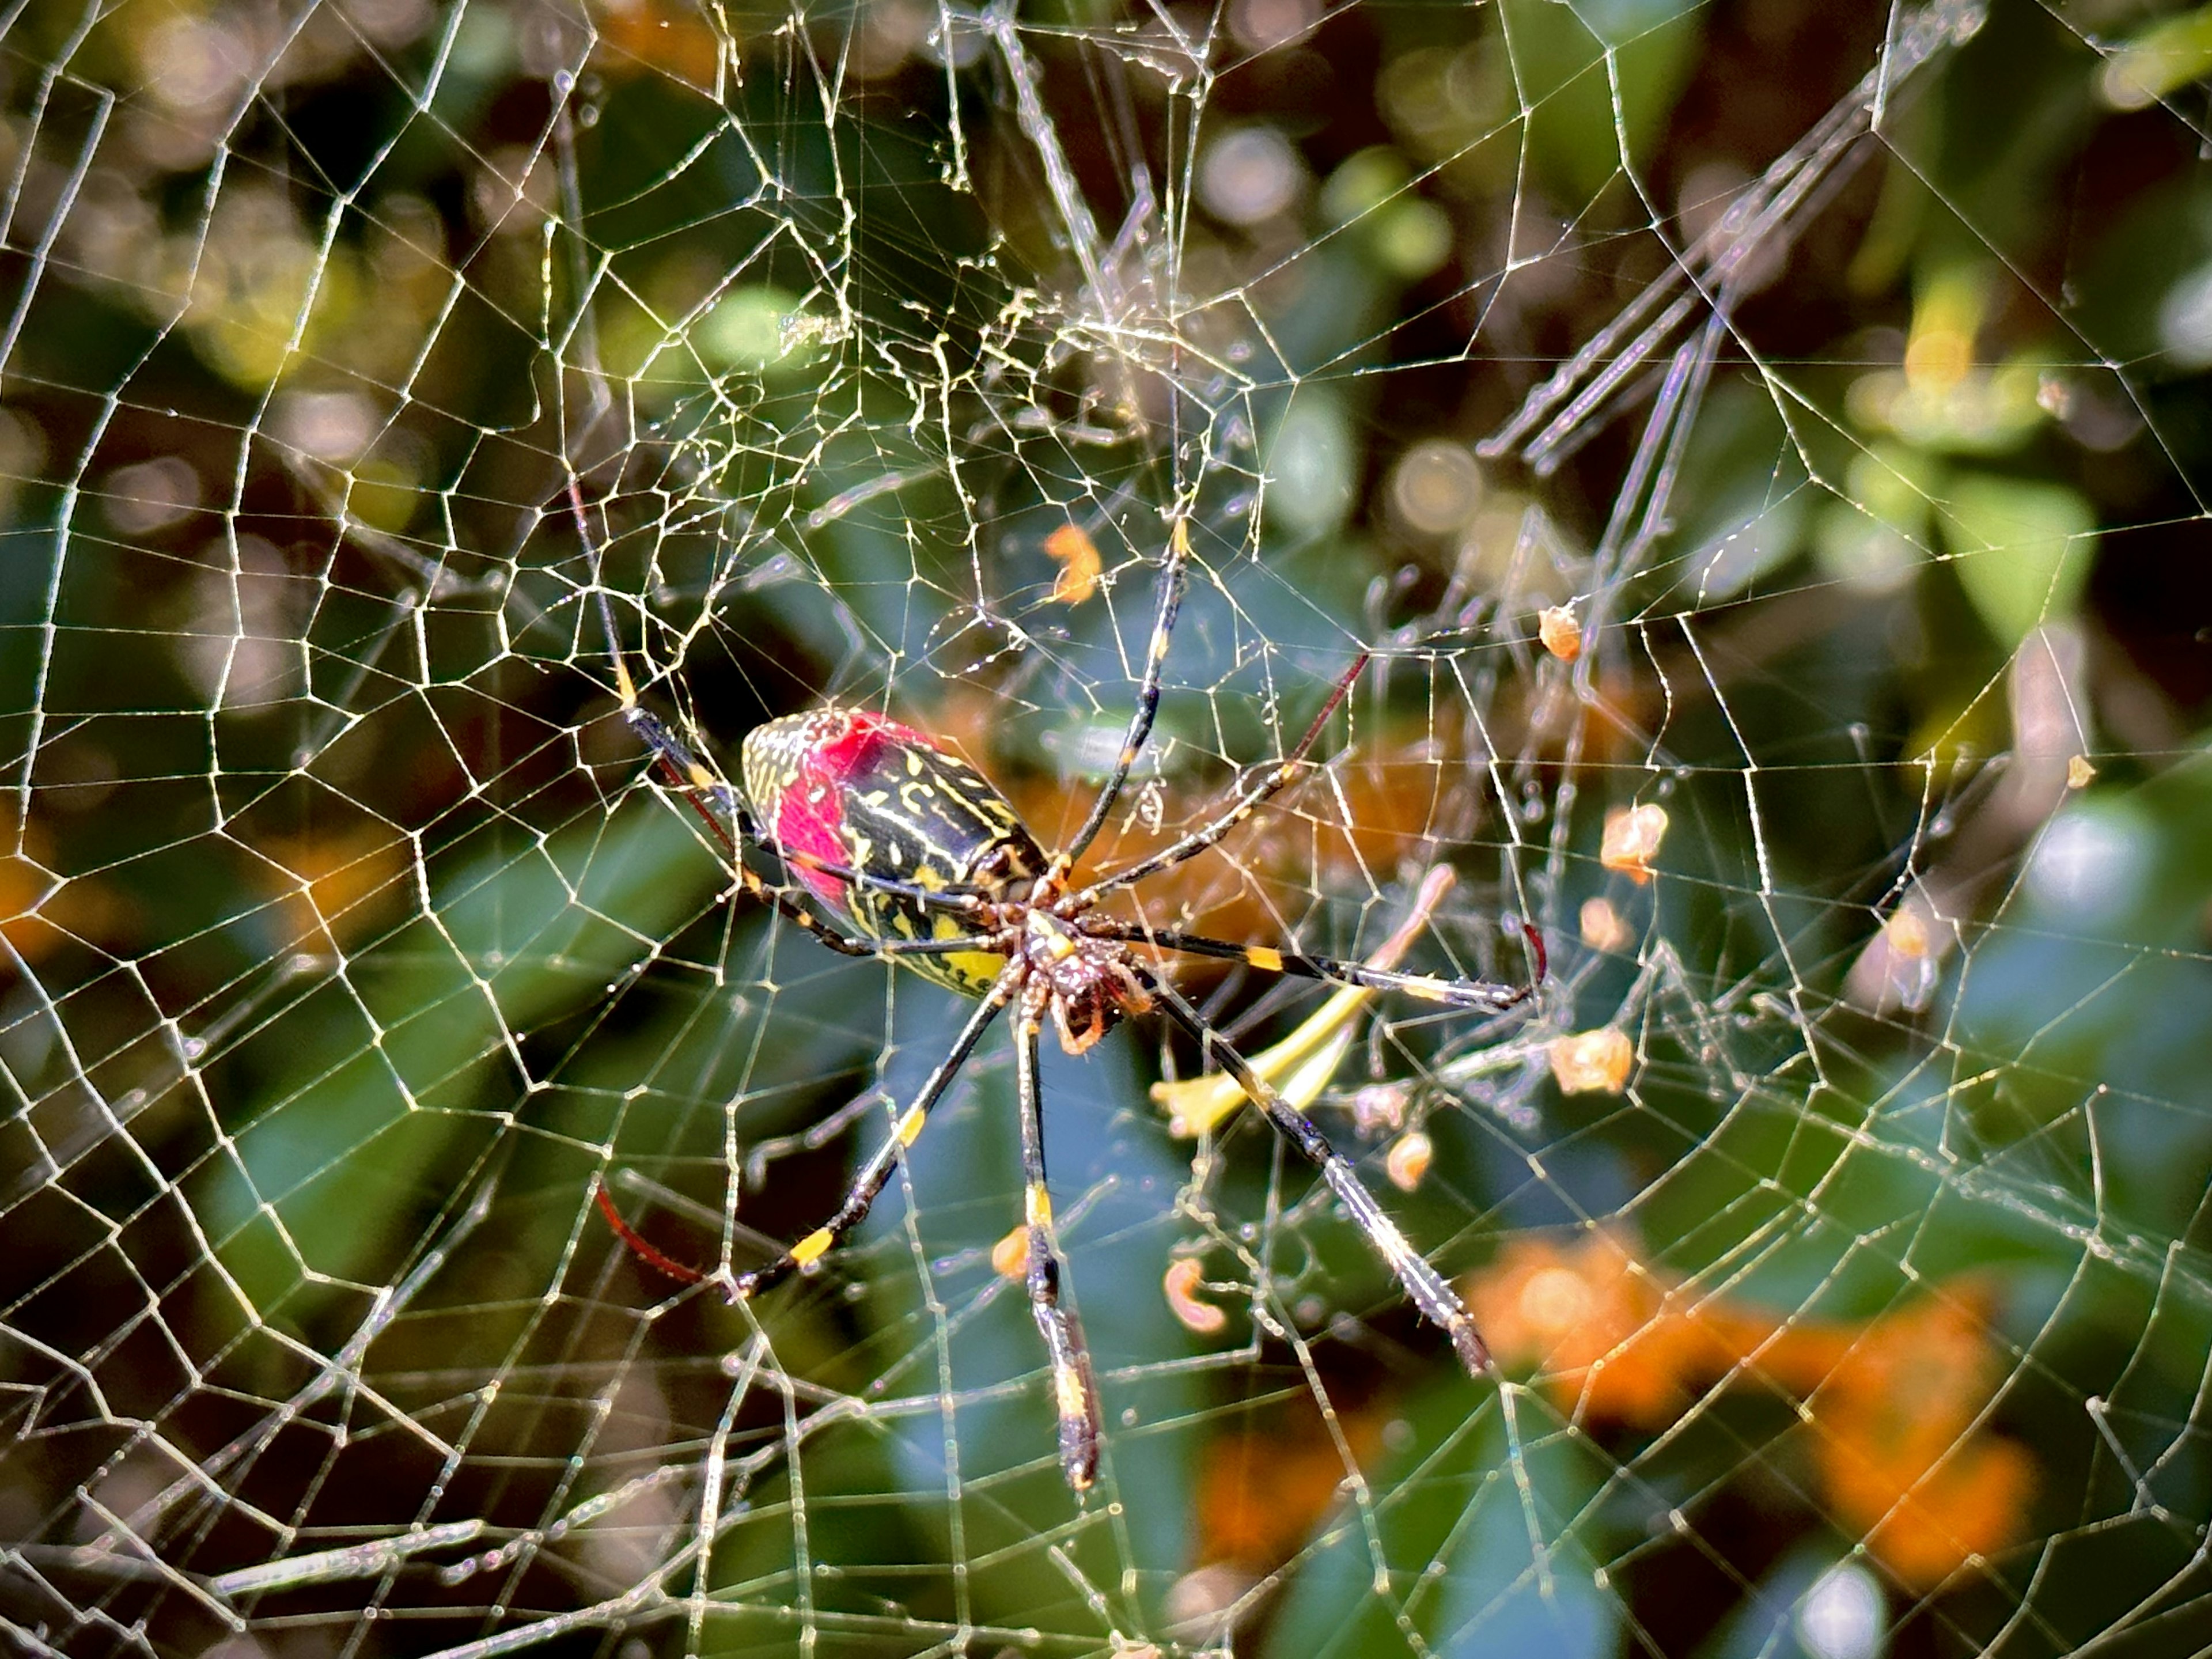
left=992, top=1225, right=1028, bottom=1280
left=1548, top=1027, right=1634, bottom=1096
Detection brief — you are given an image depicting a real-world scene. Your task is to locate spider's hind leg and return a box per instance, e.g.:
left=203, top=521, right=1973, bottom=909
left=1055, top=516, right=1192, bottom=875
left=729, top=964, right=1022, bottom=1301
left=571, top=486, right=977, bottom=963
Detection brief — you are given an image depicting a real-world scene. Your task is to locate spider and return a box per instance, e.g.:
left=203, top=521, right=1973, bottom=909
left=579, top=493, right=1543, bottom=1491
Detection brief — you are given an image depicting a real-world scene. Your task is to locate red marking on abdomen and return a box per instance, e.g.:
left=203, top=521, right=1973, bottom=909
left=772, top=711, right=937, bottom=915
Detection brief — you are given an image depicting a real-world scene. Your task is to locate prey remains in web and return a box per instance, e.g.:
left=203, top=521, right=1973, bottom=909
left=577, top=484, right=1546, bottom=1491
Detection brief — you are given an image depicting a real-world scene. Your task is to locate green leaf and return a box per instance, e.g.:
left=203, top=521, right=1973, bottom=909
left=1940, top=474, right=2096, bottom=648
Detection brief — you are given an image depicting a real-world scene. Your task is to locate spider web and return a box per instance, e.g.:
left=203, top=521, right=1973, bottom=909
left=4, top=0, right=2211, bottom=1653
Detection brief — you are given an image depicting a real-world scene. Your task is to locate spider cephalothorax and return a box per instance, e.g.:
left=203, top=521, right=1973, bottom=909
left=1016, top=907, right=1154, bottom=1056
left=582, top=493, right=1543, bottom=1493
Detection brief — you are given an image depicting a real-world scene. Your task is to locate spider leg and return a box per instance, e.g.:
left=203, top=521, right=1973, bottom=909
left=592, top=940, right=1014, bottom=1286
left=1074, top=651, right=1367, bottom=903
left=766, top=842, right=993, bottom=918
left=1086, top=919, right=1544, bottom=1010
left=730, top=963, right=1024, bottom=1302
left=593, top=1177, right=712, bottom=1287
left=1054, top=516, right=1191, bottom=877
left=1132, top=963, right=1494, bottom=1374
left=1013, top=991, right=1103, bottom=1491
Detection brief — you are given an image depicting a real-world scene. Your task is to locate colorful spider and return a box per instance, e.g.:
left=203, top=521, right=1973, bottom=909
left=580, top=493, right=1543, bottom=1491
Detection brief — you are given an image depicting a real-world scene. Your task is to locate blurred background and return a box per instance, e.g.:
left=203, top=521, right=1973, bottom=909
left=2, top=0, right=2210, bottom=1653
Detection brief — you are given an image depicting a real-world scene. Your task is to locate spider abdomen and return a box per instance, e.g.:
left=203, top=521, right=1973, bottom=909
left=740, top=708, right=1044, bottom=994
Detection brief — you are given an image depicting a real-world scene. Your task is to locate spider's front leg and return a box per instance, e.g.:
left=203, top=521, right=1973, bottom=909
left=1133, top=964, right=1494, bottom=1375
left=1013, top=984, right=1103, bottom=1491
left=1085, top=916, right=1546, bottom=1012
left=600, top=686, right=914, bottom=965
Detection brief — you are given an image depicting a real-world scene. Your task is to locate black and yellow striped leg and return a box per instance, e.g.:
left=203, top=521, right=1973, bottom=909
left=1078, top=650, right=1368, bottom=903
left=620, top=705, right=739, bottom=849
left=591, top=948, right=1010, bottom=1290
left=1056, top=517, right=1191, bottom=873
left=1086, top=921, right=1545, bottom=1011
left=730, top=963, right=1024, bottom=1302
left=1132, top=963, right=1494, bottom=1376
left=1013, top=997, right=1103, bottom=1491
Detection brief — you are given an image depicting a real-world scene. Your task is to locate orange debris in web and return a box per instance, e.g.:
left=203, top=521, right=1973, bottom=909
left=1464, top=1230, right=2033, bottom=1589
left=1538, top=604, right=1582, bottom=662
left=1548, top=1027, right=1635, bottom=1095
left=1044, top=523, right=1103, bottom=604
left=1163, top=1257, right=1228, bottom=1334
left=1579, top=895, right=1632, bottom=953
left=1384, top=1128, right=1433, bottom=1191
